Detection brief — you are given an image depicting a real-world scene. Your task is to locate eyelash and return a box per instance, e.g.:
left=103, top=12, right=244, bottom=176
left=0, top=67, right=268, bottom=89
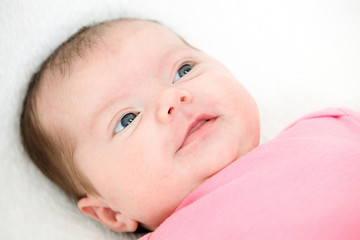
left=173, top=63, right=194, bottom=83
left=114, top=112, right=139, bottom=134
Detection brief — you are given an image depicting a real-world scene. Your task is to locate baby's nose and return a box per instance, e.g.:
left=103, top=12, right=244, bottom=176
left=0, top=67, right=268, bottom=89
left=157, top=87, right=193, bottom=123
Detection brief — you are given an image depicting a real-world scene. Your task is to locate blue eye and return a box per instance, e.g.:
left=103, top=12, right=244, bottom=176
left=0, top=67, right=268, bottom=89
left=174, top=64, right=193, bottom=83
left=114, top=113, right=138, bottom=134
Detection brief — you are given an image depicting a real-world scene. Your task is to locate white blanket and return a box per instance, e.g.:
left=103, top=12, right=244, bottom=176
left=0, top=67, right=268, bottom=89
left=1, top=0, right=359, bottom=239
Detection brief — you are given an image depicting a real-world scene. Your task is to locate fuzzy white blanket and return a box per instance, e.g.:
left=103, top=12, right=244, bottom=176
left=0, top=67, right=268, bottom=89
left=1, top=0, right=359, bottom=239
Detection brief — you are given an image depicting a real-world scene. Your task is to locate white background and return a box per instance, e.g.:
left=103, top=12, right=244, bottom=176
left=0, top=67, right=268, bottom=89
left=1, top=0, right=359, bottom=239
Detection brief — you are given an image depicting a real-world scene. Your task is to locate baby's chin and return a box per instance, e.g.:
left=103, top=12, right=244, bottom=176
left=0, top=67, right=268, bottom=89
left=210, top=138, right=258, bottom=177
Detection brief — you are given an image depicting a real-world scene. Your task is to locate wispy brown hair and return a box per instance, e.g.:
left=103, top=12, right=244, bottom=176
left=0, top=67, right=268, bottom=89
left=20, top=18, right=143, bottom=201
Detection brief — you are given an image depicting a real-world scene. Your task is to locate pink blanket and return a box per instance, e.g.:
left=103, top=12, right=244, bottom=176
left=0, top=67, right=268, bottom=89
left=140, top=108, right=360, bottom=240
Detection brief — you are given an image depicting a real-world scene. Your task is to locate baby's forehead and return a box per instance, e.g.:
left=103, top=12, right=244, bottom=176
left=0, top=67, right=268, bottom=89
left=48, top=20, right=183, bottom=76
left=99, top=20, right=187, bottom=52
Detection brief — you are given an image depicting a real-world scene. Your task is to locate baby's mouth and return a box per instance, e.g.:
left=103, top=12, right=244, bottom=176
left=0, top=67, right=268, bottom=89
left=178, top=115, right=217, bottom=151
left=188, top=119, right=210, bottom=135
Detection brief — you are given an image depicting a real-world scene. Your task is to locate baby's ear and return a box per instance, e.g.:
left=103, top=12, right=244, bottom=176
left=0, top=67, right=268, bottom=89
left=77, top=196, right=138, bottom=232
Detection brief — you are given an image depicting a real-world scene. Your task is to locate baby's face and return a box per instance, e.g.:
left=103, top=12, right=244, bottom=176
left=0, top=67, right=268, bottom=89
left=42, top=21, right=259, bottom=230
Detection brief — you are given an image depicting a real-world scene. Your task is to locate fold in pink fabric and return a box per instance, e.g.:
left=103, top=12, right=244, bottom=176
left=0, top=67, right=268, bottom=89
left=140, top=108, right=360, bottom=240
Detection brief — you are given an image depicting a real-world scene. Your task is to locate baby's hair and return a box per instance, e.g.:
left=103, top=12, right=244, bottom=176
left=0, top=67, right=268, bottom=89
left=20, top=17, right=156, bottom=201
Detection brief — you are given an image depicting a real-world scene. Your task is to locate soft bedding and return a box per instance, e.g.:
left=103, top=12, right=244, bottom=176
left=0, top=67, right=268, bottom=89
left=1, top=0, right=360, bottom=239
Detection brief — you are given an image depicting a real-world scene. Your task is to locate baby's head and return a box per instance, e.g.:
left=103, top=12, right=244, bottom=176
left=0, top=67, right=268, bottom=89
left=20, top=18, right=260, bottom=232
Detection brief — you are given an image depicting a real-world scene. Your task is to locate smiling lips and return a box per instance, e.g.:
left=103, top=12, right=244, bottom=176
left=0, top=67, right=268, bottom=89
left=178, top=115, right=217, bottom=151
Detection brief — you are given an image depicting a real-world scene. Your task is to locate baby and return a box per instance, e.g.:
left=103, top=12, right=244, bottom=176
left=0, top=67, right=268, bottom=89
left=20, top=18, right=360, bottom=239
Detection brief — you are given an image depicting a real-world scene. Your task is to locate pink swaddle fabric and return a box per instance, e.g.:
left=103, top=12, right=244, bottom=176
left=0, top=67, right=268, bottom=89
left=140, top=108, right=360, bottom=240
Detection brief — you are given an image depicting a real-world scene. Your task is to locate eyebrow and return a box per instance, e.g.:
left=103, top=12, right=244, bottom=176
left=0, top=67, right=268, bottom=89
left=90, top=95, right=119, bottom=134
